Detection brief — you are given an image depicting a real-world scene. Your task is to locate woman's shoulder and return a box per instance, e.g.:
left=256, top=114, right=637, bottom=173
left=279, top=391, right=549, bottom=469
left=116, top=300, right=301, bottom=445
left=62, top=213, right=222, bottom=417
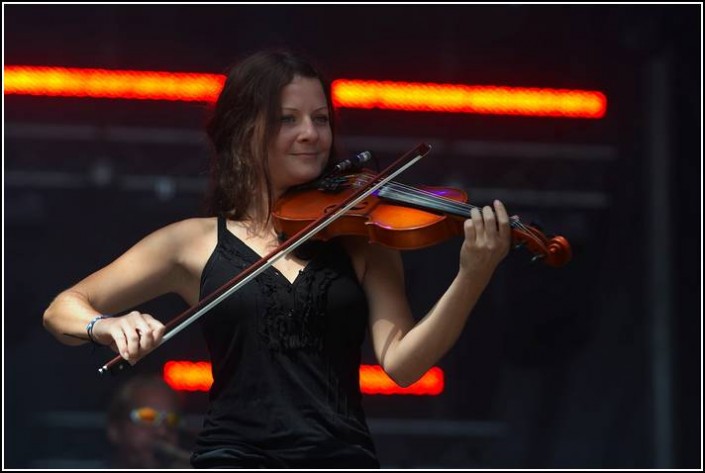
left=159, top=217, right=218, bottom=236
left=338, top=236, right=401, bottom=284
left=143, top=217, right=218, bottom=251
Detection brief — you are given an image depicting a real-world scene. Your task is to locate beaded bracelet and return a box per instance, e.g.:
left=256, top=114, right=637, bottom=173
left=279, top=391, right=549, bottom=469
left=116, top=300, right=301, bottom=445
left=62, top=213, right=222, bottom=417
left=86, top=314, right=110, bottom=346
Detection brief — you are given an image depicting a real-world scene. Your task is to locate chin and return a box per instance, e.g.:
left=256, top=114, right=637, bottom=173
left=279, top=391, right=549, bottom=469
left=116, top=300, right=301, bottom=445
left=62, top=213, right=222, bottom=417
left=299, top=162, right=327, bottom=181
left=290, top=171, right=321, bottom=187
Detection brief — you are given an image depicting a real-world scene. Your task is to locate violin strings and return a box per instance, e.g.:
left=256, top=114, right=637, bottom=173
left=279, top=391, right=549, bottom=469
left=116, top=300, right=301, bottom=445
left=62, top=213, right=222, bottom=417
left=376, top=174, right=531, bottom=233
left=350, top=171, right=485, bottom=216
left=347, top=172, right=529, bottom=232
left=354, top=171, right=480, bottom=215
left=383, top=177, right=532, bottom=233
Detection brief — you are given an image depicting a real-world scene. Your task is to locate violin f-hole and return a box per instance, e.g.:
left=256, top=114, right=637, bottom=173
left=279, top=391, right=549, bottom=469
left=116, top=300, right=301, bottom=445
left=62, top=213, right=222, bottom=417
left=324, top=201, right=369, bottom=214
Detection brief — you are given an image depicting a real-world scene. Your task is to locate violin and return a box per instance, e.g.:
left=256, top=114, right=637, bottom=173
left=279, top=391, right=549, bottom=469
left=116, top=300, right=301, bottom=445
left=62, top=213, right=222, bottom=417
left=273, top=170, right=572, bottom=267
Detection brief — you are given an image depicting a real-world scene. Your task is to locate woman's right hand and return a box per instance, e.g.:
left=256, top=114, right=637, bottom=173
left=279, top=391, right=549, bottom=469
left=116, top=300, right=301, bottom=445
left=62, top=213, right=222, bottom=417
left=91, top=311, right=166, bottom=364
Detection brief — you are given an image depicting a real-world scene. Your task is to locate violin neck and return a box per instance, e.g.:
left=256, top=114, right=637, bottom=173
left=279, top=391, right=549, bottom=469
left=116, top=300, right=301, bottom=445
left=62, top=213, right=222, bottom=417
left=346, top=173, right=571, bottom=267
left=376, top=183, right=475, bottom=218
left=350, top=173, right=522, bottom=229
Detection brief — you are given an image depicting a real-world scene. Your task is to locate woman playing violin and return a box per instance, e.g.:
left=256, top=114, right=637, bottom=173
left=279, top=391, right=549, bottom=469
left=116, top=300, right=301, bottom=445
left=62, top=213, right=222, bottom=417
left=43, top=50, right=511, bottom=468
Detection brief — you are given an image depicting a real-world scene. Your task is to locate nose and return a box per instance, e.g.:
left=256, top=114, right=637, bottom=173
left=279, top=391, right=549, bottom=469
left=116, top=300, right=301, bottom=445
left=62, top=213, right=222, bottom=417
left=297, top=117, right=319, bottom=142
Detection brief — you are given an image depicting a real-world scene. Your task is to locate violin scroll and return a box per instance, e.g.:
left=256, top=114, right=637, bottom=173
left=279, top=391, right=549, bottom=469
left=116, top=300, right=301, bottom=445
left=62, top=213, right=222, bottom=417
left=510, top=218, right=572, bottom=267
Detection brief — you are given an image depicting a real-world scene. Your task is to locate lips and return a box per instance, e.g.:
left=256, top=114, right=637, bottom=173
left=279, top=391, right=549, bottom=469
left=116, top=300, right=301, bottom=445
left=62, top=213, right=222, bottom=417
left=291, top=152, right=318, bottom=157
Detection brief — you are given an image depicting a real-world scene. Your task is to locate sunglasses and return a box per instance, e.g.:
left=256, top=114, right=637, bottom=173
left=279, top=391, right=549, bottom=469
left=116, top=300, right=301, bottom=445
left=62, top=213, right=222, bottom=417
left=129, top=407, right=181, bottom=428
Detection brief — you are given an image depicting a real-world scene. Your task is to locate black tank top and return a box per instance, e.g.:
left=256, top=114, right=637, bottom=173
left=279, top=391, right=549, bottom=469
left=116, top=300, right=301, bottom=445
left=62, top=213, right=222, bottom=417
left=191, top=217, right=379, bottom=468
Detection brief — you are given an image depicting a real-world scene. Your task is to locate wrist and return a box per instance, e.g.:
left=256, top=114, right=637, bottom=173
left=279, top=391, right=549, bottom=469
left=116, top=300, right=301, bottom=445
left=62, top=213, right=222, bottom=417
left=86, top=314, right=111, bottom=346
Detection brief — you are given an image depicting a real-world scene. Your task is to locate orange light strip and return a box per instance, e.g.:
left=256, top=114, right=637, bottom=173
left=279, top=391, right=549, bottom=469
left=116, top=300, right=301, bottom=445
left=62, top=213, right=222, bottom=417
left=163, top=361, right=444, bottom=395
left=332, top=79, right=606, bottom=118
left=163, top=360, right=214, bottom=392
left=359, top=364, right=444, bottom=396
left=3, top=66, right=224, bottom=102
left=4, top=65, right=606, bottom=118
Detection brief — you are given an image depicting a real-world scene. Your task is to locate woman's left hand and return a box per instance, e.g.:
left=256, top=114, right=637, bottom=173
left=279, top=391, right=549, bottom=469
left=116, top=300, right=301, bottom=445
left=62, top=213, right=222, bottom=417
left=459, top=200, right=511, bottom=278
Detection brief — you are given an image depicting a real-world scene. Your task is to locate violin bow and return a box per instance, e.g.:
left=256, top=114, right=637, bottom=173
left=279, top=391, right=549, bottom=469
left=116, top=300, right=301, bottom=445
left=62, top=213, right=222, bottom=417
left=99, top=143, right=432, bottom=375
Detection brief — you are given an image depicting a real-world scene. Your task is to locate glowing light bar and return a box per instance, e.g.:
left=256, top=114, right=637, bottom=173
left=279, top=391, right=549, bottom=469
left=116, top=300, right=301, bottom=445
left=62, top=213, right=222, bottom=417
left=163, top=361, right=444, bottom=395
left=163, top=361, right=213, bottom=392
left=4, top=66, right=606, bottom=118
left=332, top=79, right=606, bottom=118
left=3, top=66, right=224, bottom=102
left=359, top=364, right=444, bottom=396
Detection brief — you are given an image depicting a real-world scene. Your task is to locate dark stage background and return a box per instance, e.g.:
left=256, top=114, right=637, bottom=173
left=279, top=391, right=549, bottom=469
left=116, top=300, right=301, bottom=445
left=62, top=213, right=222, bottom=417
left=3, top=4, right=701, bottom=469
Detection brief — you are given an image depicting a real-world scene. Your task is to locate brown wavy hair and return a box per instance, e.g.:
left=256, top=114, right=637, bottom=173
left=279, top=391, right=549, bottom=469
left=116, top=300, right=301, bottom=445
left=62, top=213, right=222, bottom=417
left=205, top=50, right=337, bottom=225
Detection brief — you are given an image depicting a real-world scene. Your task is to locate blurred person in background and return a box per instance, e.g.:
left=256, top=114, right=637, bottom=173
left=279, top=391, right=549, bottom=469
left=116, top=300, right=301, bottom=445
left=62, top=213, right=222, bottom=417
left=106, top=374, right=192, bottom=468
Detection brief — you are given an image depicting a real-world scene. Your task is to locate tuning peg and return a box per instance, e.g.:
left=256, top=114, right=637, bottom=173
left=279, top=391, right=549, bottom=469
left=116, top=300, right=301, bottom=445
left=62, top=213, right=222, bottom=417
left=530, top=254, right=545, bottom=264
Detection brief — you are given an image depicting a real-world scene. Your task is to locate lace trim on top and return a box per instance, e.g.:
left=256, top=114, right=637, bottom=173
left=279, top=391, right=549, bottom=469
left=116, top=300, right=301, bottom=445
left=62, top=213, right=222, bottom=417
left=258, top=262, right=338, bottom=353
left=218, top=229, right=340, bottom=353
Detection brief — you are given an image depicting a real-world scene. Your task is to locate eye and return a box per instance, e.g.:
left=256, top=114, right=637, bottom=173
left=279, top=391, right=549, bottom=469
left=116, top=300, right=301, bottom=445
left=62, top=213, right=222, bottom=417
left=280, top=115, right=296, bottom=124
left=314, top=115, right=330, bottom=125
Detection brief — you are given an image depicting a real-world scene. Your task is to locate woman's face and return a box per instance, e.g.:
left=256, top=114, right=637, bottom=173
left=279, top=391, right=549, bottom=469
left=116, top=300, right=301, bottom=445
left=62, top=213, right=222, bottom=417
left=268, top=75, right=332, bottom=196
